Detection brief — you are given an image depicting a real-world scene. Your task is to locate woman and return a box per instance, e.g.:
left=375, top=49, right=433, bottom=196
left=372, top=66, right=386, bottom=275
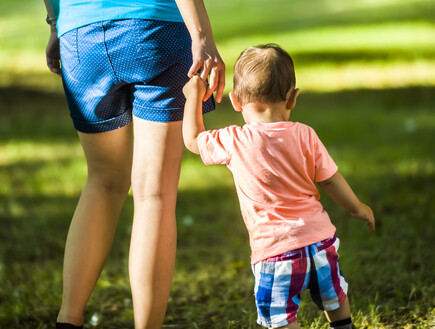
left=43, top=1, right=225, bottom=328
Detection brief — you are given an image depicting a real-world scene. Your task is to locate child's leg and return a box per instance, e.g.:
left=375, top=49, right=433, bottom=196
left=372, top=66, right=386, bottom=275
left=253, top=248, right=310, bottom=329
left=274, top=321, right=301, bottom=329
left=325, top=295, right=350, bottom=322
left=307, top=236, right=352, bottom=329
left=325, top=296, right=353, bottom=329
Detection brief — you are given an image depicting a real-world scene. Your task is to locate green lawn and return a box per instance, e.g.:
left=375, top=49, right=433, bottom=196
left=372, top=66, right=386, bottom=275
left=0, top=0, right=434, bottom=328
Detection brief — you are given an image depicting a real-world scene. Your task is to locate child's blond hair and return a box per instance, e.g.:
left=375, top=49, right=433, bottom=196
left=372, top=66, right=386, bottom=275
left=233, top=44, right=296, bottom=106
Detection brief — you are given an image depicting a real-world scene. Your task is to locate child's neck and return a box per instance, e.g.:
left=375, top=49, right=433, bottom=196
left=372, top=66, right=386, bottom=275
left=241, top=102, right=290, bottom=124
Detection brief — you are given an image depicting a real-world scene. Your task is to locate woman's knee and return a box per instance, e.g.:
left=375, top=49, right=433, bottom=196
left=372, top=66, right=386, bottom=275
left=78, top=125, right=133, bottom=196
left=87, top=168, right=131, bottom=197
left=130, top=181, right=176, bottom=205
left=130, top=166, right=180, bottom=204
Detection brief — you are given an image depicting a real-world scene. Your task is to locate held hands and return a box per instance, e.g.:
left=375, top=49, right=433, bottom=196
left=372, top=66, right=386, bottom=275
left=183, top=74, right=208, bottom=101
left=350, top=202, right=376, bottom=231
left=46, top=25, right=61, bottom=76
left=189, top=37, right=225, bottom=103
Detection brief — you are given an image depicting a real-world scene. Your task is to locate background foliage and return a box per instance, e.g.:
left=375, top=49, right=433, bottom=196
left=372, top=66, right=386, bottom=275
left=0, top=0, right=434, bottom=328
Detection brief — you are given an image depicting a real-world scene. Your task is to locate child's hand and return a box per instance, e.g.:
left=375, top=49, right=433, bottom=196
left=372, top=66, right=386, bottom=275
left=183, top=75, right=208, bottom=101
left=350, top=203, right=376, bottom=231
left=317, top=172, right=375, bottom=231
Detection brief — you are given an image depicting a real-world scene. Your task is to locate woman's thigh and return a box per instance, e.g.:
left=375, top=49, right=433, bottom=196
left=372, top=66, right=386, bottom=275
left=131, top=117, right=184, bottom=199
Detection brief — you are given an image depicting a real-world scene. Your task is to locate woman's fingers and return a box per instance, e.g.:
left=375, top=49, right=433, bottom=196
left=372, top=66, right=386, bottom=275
left=201, top=57, right=225, bottom=102
left=214, top=62, right=225, bottom=103
left=188, top=57, right=203, bottom=78
left=202, top=64, right=216, bottom=101
left=47, top=55, right=61, bottom=75
left=188, top=41, right=225, bottom=102
left=199, top=58, right=212, bottom=81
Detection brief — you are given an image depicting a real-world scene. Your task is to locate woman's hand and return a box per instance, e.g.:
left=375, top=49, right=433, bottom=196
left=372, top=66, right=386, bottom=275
left=189, top=37, right=225, bottom=103
left=174, top=0, right=225, bottom=103
left=46, top=25, right=61, bottom=76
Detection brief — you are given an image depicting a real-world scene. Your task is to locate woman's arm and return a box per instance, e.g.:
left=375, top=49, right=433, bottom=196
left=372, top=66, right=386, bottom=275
left=174, top=0, right=225, bottom=103
left=43, top=0, right=61, bottom=75
left=43, top=0, right=59, bottom=21
left=318, top=171, right=375, bottom=230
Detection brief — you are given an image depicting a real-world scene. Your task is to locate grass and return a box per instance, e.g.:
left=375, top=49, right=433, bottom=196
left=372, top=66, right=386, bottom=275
left=1, top=0, right=435, bottom=328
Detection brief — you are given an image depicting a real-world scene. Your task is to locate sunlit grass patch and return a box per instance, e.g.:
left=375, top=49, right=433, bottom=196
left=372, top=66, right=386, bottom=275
left=219, top=22, right=435, bottom=92
left=0, top=142, right=85, bottom=197
left=0, top=0, right=47, bottom=72
left=207, top=0, right=435, bottom=41
left=2, top=2, right=435, bottom=92
left=296, top=60, right=435, bottom=91
left=222, top=60, right=435, bottom=94
left=179, top=156, right=234, bottom=191
left=1, top=0, right=434, bottom=328
left=218, top=22, right=435, bottom=62
left=0, top=141, right=82, bottom=166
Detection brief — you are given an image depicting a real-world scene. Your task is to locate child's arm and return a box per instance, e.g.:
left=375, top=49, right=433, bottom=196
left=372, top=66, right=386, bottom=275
left=182, top=75, right=208, bottom=154
left=317, top=171, right=375, bottom=230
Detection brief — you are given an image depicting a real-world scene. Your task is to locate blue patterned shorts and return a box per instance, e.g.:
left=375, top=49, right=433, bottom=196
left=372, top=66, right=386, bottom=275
left=59, top=19, right=215, bottom=133
left=252, top=235, right=348, bottom=328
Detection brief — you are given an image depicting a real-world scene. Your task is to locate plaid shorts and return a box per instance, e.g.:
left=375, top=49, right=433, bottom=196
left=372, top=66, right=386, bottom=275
left=252, top=235, right=348, bottom=328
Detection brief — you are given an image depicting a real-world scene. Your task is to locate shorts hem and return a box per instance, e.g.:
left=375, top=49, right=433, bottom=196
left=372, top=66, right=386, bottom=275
left=133, top=99, right=215, bottom=123
left=72, top=111, right=132, bottom=133
left=257, top=317, right=297, bottom=328
left=323, top=290, right=348, bottom=312
left=133, top=106, right=184, bottom=123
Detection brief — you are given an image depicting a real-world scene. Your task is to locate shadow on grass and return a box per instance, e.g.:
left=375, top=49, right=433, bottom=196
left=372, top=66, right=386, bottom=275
left=1, top=80, right=434, bottom=141
left=1, top=83, right=434, bottom=327
left=0, top=85, right=74, bottom=142
left=1, top=170, right=433, bottom=328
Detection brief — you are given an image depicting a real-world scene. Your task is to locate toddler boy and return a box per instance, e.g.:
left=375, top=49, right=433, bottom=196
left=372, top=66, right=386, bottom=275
left=182, top=44, right=375, bottom=329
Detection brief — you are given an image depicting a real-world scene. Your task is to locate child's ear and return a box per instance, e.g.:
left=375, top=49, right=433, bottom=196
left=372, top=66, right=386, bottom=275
left=229, top=92, right=243, bottom=112
left=286, top=88, right=300, bottom=110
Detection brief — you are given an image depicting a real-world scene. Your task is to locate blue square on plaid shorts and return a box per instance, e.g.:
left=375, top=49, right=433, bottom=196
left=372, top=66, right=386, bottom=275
left=257, top=271, right=274, bottom=318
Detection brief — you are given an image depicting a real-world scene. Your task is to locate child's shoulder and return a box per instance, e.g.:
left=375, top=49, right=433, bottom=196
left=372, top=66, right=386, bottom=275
left=218, top=124, right=244, bottom=134
left=204, top=124, right=242, bottom=133
left=202, top=125, right=244, bottom=141
left=290, top=122, right=318, bottom=137
left=247, top=121, right=316, bottom=134
left=292, top=121, right=314, bottom=130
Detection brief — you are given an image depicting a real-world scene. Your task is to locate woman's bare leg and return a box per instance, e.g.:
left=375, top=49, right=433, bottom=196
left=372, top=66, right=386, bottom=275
left=57, top=124, right=133, bottom=325
left=129, top=118, right=184, bottom=329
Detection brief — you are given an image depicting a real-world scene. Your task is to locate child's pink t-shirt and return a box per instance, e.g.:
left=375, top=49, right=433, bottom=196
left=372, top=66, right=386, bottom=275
left=197, top=121, right=338, bottom=264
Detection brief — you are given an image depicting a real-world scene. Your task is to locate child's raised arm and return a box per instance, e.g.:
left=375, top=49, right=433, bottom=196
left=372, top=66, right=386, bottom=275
left=182, top=75, right=208, bottom=154
left=317, top=171, right=375, bottom=230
